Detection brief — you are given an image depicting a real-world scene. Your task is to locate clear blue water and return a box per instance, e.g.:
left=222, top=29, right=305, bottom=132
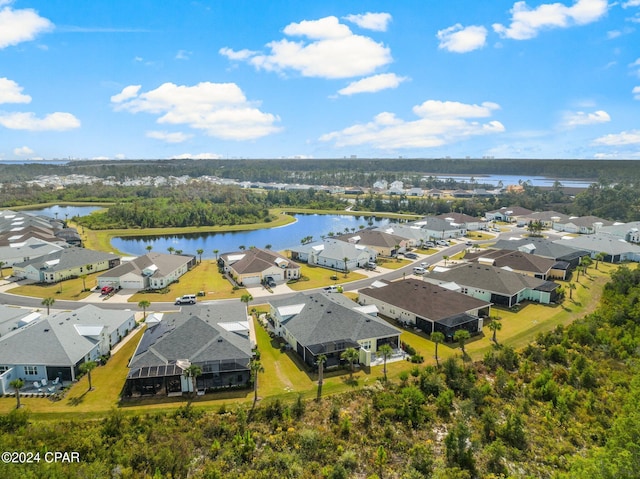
left=111, top=214, right=396, bottom=258
left=431, top=174, right=593, bottom=188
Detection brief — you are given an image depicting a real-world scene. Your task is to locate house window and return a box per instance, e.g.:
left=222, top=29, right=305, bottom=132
left=24, top=366, right=38, bottom=376
left=360, top=340, right=371, bottom=350
left=0, top=366, right=9, bottom=373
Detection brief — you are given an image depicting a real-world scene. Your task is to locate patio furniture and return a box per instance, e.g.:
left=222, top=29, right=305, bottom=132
left=33, top=381, right=42, bottom=392
left=41, top=378, right=47, bottom=386
left=47, top=387, right=56, bottom=393
left=52, top=377, right=60, bottom=385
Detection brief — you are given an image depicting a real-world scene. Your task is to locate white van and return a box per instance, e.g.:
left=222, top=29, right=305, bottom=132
left=412, top=266, right=426, bottom=275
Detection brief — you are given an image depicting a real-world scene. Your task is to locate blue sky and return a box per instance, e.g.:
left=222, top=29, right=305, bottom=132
left=1, top=0, right=639, bottom=161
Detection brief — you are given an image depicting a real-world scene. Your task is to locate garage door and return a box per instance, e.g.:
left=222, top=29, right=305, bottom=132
left=242, top=275, right=261, bottom=285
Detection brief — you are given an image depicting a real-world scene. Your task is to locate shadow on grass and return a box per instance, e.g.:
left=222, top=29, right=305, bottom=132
left=119, top=387, right=251, bottom=408
left=67, top=391, right=88, bottom=406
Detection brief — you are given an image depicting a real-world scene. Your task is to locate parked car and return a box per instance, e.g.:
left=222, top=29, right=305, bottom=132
left=266, top=277, right=276, bottom=288
left=404, top=252, right=418, bottom=259
left=465, top=241, right=473, bottom=246
left=324, top=285, right=339, bottom=293
left=420, top=262, right=429, bottom=268
left=424, top=241, right=436, bottom=248
left=100, top=286, right=114, bottom=295
left=175, top=294, right=197, bottom=305
left=436, top=240, right=449, bottom=246
left=412, top=266, right=426, bottom=275
left=366, top=261, right=377, bottom=270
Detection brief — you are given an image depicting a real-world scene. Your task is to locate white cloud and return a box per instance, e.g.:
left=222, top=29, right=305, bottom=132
left=0, top=112, right=80, bottom=131
left=175, top=50, right=191, bottom=60
left=221, top=16, right=392, bottom=79
left=110, top=85, right=141, bottom=103
left=0, top=77, right=32, bottom=103
left=111, top=82, right=281, bottom=140
left=493, top=0, right=608, bottom=40
left=146, top=130, right=193, bottom=143
left=170, top=152, right=224, bottom=160
left=337, top=73, right=407, bottom=95
left=343, top=12, right=392, bottom=31
left=562, top=109, right=611, bottom=127
left=623, top=0, right=640, bottom=7
left=320, top=99, right=504, bottom=149
left=0, top=2, right=53, bottom=49
left=593, top=129, right=640, bottom=145
left=633, top=86, right=640, bottom=99
left=13, top=146, right=33, bottom=156
left=630, top=58, right=640, bottom=77
left=437, top=24, right=488, bottom=53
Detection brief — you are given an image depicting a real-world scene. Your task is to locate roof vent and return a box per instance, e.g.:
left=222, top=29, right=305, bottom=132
left=44, top=329, right=49, bottom=332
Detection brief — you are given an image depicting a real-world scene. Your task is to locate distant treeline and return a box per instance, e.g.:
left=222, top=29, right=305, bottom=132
left=2, top=158, right=640, bottom=187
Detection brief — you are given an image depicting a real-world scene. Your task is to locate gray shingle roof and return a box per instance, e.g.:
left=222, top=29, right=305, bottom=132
left=221, top=248, right=299, bottom=274
left=359, top=279, right=490, bottom=321
left=128, top=302, right=252, bottom=370
left=464, top=249, right=556, bottom=274
left=427, top=263, right=555, bottom=296
left=99, top=252, right=192, bottom=280
left=492, top=237, right=589, bottom=262
left=14, top=246, right=119, bottom=272
left=270, top=292, right=400, bottom=348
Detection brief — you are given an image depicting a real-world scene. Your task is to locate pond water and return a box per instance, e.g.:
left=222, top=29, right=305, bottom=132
left=431, top=174, right=593, bottom=188
left=21, top=204, right=103, bottom=219
left=111, top=214, right=396, bottom=258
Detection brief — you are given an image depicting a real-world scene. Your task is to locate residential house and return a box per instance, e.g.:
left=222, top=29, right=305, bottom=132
left=220, top=248, right=300, bottom=286
left=268, top=292, right=401, bottom=367
left=492, top=237, right=590, bottom=270
left=97, top=252, right=195, bottom=291
left=464, top=249, right=560, bottom=280
left=335, top=229, right=408, bottom=257
left=554, top=234, right=640, bottom=263
left=372, top=180, right=388, bottom=190
left=435, top=212, right=488, bottom=231
left=12, top=247, right=120, bottom=283
left=0, top=305, right=136, bottom=394
left=376, top=224, right=429, bottom=248
left=359, top=279, right=491, bottom=340
left=289, top=239, right=377, bottom=272
left=0, top=237, right=66, bottom=267
left=485, top=206, right=534, bottom=223
left=424, top=263, right=560, bottom=307
left=518, top=211, right=570, bottom=229
left=125, top=302, right=253, bottom=396
left=0, top=305, right=41, bottom=337
left=553, top=215, right=613, bottom=234
left=411, top=216, right=467, bottom=240
left=407, top=187, right=424, bottom=197
left=599, top=222, right=640, bottom=244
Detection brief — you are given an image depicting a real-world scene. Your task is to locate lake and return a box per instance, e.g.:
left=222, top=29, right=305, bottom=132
left=430, top=174, right=593, bottom=188
left=21, top=205, right=104, bottom=219
left=111, top=214, right=396, bottom=258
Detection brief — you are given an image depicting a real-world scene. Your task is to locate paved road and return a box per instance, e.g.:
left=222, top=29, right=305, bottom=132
left=0, top=231, right=516, bottom=312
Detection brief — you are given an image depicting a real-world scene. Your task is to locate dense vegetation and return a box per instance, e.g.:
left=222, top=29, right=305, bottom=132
left=2, top=266, right=639, bottom=478
left=2, top=158, right=640, bottom=186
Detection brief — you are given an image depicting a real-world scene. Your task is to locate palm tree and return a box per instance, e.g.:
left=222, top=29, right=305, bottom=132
left=580, top=256, right=593, bottom=274
left=138, top=300, right=151, bottom=320
left=443, top=255, right=450, bottom=266
left=343, top=256, right=349, bottom=277
left=454, top=329, right=471, bottom=357
left=488, top=317, right=502, bottom=344
left=167, top=246, right=175, bottom=255
left=213, top=249, right=219, bottom=260
left=79, top=360, right=97, bottom=391
left=145, top=245, right=153, bottom=253
left=196, top=249, right=204, bottom=263
left=316, top=354, right=327, bottom=386
left=430, top=331, right=445, bottom=367
left=0, top=260, right=5, bottom=279
left=80, top=273, right=88, bottom=292
left=341, top=347, right=360, bottom=379
left=249, top=359, right=264, bottom=404
left=41, top=297, right=55, bottom=315
left=241, top=293, right=253, bottom=311
left=183, top=364, right=202, bottom=398
left=239, top=245, right=246, bottom=251
left=9, top=378, right=24, bottom=409
left=175, top=249, right=183, bottom=256
left=594, top=252, right=606, bottom=270
left=378, top=344, right=393, bottom=381
left=568, top=282, right=576, bottom=300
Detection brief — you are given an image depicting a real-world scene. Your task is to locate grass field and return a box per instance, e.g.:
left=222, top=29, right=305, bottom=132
left=287, top=264, right=366, bottom=291
left=8, top=273, right=98, bottom=301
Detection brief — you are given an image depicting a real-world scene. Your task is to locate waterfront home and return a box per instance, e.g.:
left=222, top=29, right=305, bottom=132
left=334, top=229, right=409, bottom=257
left=289, top=239, right=377, bottom=272
left=220, top=248, right=300, bottom=286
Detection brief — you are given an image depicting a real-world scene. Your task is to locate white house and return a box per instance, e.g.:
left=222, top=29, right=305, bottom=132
left=220, top=248, right=301, bottom=286
left=97, top=252, right=195, bottom=290
left=289, top=239, right=377, bottom=272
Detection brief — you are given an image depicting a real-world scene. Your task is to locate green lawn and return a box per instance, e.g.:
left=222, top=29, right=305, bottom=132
left=377, top=258, right=411, bottom=270
left=287, top=264, right=366, bottom=291
left=9, top=273, right=98, bottom=301
left=128, top=259, right=248, bottom=303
